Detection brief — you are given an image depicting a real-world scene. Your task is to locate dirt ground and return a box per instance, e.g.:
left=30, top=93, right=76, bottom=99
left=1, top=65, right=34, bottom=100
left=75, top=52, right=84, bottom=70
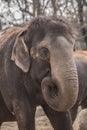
left=0, top=106, right=53, bottom=130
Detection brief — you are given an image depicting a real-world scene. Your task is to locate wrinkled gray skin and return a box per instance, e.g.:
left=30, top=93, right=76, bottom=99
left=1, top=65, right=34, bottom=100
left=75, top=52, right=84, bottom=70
left=0, top=16, right=78, bottom=130
left=71, top=51, right=87, bottom=121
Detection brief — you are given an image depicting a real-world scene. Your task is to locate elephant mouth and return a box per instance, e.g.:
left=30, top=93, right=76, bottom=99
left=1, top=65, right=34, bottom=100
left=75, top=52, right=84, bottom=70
left=41, top=77, right=59, bottom=99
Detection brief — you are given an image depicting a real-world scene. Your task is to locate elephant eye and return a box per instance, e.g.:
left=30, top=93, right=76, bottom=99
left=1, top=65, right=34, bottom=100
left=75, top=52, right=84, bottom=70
left=38, top=47, right=50, bottom=60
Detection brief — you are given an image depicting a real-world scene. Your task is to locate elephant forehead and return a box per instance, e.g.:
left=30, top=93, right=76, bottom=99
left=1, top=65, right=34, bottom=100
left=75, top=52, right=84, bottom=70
left=56, top=36, right=72, bottom=47
left=38, top=36, right=70, bottom=48
left=30, top=35, right=72, bottom=56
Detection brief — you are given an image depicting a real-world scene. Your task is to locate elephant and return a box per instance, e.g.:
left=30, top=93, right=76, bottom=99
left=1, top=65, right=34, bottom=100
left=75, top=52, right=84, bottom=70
left=0, top=16, right=78, bottom=130
left=71, top=50, right=87, bottom=121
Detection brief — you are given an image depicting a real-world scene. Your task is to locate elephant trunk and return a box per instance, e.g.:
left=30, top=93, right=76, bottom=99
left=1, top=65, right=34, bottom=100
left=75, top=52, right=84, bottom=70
left=41, top=50, right=78, bottom=112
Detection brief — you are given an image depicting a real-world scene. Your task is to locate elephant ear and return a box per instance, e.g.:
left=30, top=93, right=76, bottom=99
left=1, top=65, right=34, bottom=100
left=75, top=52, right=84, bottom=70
left=11, top=32, right=30, bottom=73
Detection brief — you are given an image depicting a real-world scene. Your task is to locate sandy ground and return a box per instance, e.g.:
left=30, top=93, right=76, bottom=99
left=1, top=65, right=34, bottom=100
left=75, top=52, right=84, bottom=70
left=0, top=106, right=53, bottom=130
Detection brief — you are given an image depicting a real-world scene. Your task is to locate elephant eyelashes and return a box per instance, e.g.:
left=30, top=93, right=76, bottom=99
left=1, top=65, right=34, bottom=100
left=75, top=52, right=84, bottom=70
left=38, top=47, right=50, bottom=60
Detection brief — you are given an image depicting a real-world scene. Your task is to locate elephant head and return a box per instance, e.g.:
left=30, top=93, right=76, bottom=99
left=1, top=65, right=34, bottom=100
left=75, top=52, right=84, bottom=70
left=11, top=16, right=78, bottom=111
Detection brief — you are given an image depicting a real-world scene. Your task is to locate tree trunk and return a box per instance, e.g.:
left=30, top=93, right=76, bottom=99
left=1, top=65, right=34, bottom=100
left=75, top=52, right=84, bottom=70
left=0, top=20, right=2, bottom=30
left=77, top=0, right=87, bottom=49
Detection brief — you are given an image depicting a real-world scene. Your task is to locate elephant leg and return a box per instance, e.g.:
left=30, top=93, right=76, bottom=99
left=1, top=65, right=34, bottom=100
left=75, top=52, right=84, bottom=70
left=13, top=102, right=36, bottom=130
left=12, top=97, right=36, bottom=130
left=1, top=82, right=36, bottom=130
left=42, top=104, right=73, bottom=130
